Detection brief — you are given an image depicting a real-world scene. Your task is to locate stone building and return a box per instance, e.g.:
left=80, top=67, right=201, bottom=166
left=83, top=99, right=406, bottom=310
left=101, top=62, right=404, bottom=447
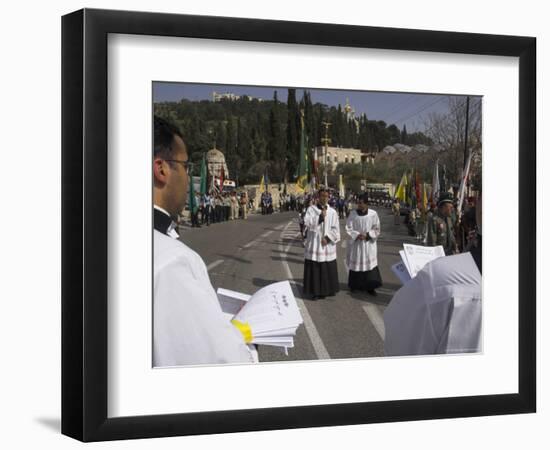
left=206, top=147, right=229, bottom=190
left=316, top=146, right=364, bottom=171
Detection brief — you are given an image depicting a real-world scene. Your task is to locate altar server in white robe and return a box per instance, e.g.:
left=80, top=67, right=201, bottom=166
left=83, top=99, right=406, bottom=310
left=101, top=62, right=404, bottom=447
left=345, top=193, right=383, bottom=295
left=383, top=252, right=481, bottom=356
left=303, top=188, right=341, bottom=299
left=153, top=116, right=254, bottom=367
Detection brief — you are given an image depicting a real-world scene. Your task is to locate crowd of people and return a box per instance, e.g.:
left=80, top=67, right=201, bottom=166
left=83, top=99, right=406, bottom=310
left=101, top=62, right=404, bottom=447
left=390, top=194, right=481, bottom=270
left=188, top=190, right=253, bottom=227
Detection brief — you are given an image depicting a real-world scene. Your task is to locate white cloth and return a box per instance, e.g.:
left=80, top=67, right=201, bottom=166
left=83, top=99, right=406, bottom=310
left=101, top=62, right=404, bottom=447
left=345, top=209, right=380, bottom=272
left=153, top=230, right=254, bottom=367
left=303, top=205, right=340, bottom=262
left=383, top=252, right=482, bottom=356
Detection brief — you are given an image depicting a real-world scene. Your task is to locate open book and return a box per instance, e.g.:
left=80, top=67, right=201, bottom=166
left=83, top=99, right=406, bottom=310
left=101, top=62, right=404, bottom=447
left=217, top=281, right=303, bottom=353
left=392, top=243, right=445, bottom=284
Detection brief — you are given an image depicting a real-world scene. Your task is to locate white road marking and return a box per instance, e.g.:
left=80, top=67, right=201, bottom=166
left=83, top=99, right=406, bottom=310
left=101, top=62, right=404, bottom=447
left=207, top=259, right=224, bottom=271
left=241, top=230, right=274, bottom=249
left=259, top=230, right=274, bottom=238
left=242, top=240, right=257, bottom=249
left=279, top=221, right=330, bottom=360
left=362, top=304, right=385, bottom=341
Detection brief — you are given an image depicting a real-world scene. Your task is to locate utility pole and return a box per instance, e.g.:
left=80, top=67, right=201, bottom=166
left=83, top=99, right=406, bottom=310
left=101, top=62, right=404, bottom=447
left=463, top=96, right=470, bottom=170
left=463, top=96, right=470, bottom=197
left=321, top=121, right=332, bottom=188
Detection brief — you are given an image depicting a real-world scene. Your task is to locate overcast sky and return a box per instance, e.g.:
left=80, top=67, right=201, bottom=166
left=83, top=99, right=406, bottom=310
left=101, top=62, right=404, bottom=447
left=153, top=82, right=480, bottom=133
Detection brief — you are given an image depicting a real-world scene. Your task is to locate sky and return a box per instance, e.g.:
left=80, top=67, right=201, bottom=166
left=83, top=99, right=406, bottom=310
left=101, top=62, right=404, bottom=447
left=153, top=82, right=479, bottom=133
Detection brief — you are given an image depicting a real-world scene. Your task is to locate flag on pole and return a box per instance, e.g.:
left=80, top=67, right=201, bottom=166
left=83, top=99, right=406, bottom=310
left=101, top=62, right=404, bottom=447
left=313, top=146, right=319, bottom=189
left=264, top=167, right=269, bottom=192
left=456, top=150, right=473, bottom=218
left=409, top=169, right=419, bottom=209
left=188, top=165, right=198, bottom=214
left=259, top=172, right=265, bottom=194
left=431, top=159, right=440, bottom=203
left=296, top=111, right=308, bottom=192
left=339, top=174, right=345, bottom=197
left=422, top=182, right=428, bottom=212
left=199, top=153, right=207, bottom=196
left=219, top=166, right=225, bottom=192
left=415, top=170, right=421, bottom=206
left=441, top=164, right=447, bottom=194
left=395, top=171, right=408, bottom=202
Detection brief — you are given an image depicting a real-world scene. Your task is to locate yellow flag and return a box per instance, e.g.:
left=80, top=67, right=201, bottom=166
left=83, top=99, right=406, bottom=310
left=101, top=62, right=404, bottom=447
left=395, top=171, right=408, bottom=202
left=422, top=182, right=428, bottom=211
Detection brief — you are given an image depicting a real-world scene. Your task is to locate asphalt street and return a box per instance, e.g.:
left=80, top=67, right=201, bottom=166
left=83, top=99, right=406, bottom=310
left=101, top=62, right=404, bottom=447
left=178, top=206, right=418, bottom=363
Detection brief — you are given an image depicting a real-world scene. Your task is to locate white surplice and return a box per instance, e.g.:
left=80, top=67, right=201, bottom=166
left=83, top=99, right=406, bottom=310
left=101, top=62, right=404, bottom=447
left=153, top=230, right=255, bottom=367
left=383, top=252, right=482, bottom=356
left=303, top=205, right=340, bottom=262
left=345, top=209, right=380, bottom=271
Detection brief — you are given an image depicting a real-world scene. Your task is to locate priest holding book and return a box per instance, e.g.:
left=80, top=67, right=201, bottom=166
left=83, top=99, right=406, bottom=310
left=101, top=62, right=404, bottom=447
left=303, top=188, right=341, bottom=300
left=345, top=193, right=383, bottom=295
left=152, top=116, right=255, bottom=367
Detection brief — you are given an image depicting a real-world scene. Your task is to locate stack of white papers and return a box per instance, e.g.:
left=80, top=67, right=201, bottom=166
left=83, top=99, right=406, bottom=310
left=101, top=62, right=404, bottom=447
left=392, top=244, right=445, bottom=284
left=217, top=281, right=303, bottom=353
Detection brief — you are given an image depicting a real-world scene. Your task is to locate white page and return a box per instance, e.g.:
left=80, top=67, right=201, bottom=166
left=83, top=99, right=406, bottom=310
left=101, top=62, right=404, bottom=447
left=403, top=244, right=445, bottom=278
left=399, top=250, right=413, bottom=276
left=233, top=281, right=303, bottom=333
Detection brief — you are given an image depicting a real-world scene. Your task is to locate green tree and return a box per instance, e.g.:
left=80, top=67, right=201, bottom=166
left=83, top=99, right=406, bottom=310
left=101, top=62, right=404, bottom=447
left=267, top=91, right=286, bottom=181
left=286, top=88, right=300, bottom=181
left=401, top=124, right=408, bottom=144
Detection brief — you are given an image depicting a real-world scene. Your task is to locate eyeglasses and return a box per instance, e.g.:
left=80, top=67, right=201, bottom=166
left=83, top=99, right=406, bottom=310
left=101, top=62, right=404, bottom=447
left=164, top=159, right=193, bottom=174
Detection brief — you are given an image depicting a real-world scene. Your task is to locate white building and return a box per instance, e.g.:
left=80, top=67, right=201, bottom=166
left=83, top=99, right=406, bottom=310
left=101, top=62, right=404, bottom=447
left=212, top=91, right=263, bottom=102
left=316, top=146, right=364, bottom=170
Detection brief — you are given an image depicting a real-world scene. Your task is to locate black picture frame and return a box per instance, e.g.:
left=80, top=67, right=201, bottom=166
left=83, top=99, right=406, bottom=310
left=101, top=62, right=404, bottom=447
left=61, top=8, right=536, bottom=442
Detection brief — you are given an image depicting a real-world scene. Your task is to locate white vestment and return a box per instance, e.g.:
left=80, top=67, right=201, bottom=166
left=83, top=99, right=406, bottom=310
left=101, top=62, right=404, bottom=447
left=345, top=209, right=380, bottom=271
left=383, top=252, right=482, bottom=356
left=303, top=205, right=340, bottom=262
left=153, top=230, right=254, bottom=367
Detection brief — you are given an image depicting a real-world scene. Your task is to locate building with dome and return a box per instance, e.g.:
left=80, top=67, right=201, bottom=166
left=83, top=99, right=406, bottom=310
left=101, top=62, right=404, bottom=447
left=206, top=147, right=229, bottom=190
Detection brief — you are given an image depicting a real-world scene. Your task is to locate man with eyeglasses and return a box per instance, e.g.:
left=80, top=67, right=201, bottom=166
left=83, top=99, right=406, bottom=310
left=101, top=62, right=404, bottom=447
left=152, top=116, right=255, bottom=367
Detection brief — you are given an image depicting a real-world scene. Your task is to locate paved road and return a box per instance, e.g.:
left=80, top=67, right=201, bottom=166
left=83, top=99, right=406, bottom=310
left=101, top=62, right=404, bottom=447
left=178, top=206, right=417, bottom=363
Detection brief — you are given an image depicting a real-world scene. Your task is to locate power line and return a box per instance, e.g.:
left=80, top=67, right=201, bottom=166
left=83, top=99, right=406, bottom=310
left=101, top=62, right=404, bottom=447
left=377, top=94, right=419, bottom=122
left=389, top=95, right=449, bottom=127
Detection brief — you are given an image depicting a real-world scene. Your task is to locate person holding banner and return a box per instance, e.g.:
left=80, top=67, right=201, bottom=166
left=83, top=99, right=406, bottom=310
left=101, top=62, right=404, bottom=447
left=303, top=188, right=340, bottom=300
left=345, top=193, right=383, bottom=295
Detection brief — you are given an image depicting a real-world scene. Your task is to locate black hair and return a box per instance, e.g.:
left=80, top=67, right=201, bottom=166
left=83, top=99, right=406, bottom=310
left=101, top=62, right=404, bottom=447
left=153, top=115, right=184, bottom=158
left=358, top=193, right=369, bottom=204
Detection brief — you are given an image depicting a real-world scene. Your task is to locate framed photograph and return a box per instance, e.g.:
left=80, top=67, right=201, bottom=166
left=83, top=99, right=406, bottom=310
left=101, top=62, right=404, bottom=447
left=62, top=8, right=536, bottom=442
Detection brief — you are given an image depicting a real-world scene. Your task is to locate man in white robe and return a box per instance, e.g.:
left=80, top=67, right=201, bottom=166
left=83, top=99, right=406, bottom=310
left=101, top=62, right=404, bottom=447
left=345, top=194, right=383, bottom=295
left=383, top=252, right=481, bottom=356
left=152, top=116, right=254, bottom=367
left=303, top=189, right=340, bottom=299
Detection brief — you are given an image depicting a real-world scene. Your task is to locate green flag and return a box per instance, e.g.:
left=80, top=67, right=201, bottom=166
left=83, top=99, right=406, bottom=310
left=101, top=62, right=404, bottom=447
left=188, top=165, right=197, bottom=214
left=296, top=111, right=308, bottom=192
left=199, top=153, right=207, bottom=196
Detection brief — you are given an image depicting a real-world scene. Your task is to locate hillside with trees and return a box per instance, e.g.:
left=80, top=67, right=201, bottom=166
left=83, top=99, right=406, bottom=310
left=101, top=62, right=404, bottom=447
left=154, top=89, right=434, bottom=185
